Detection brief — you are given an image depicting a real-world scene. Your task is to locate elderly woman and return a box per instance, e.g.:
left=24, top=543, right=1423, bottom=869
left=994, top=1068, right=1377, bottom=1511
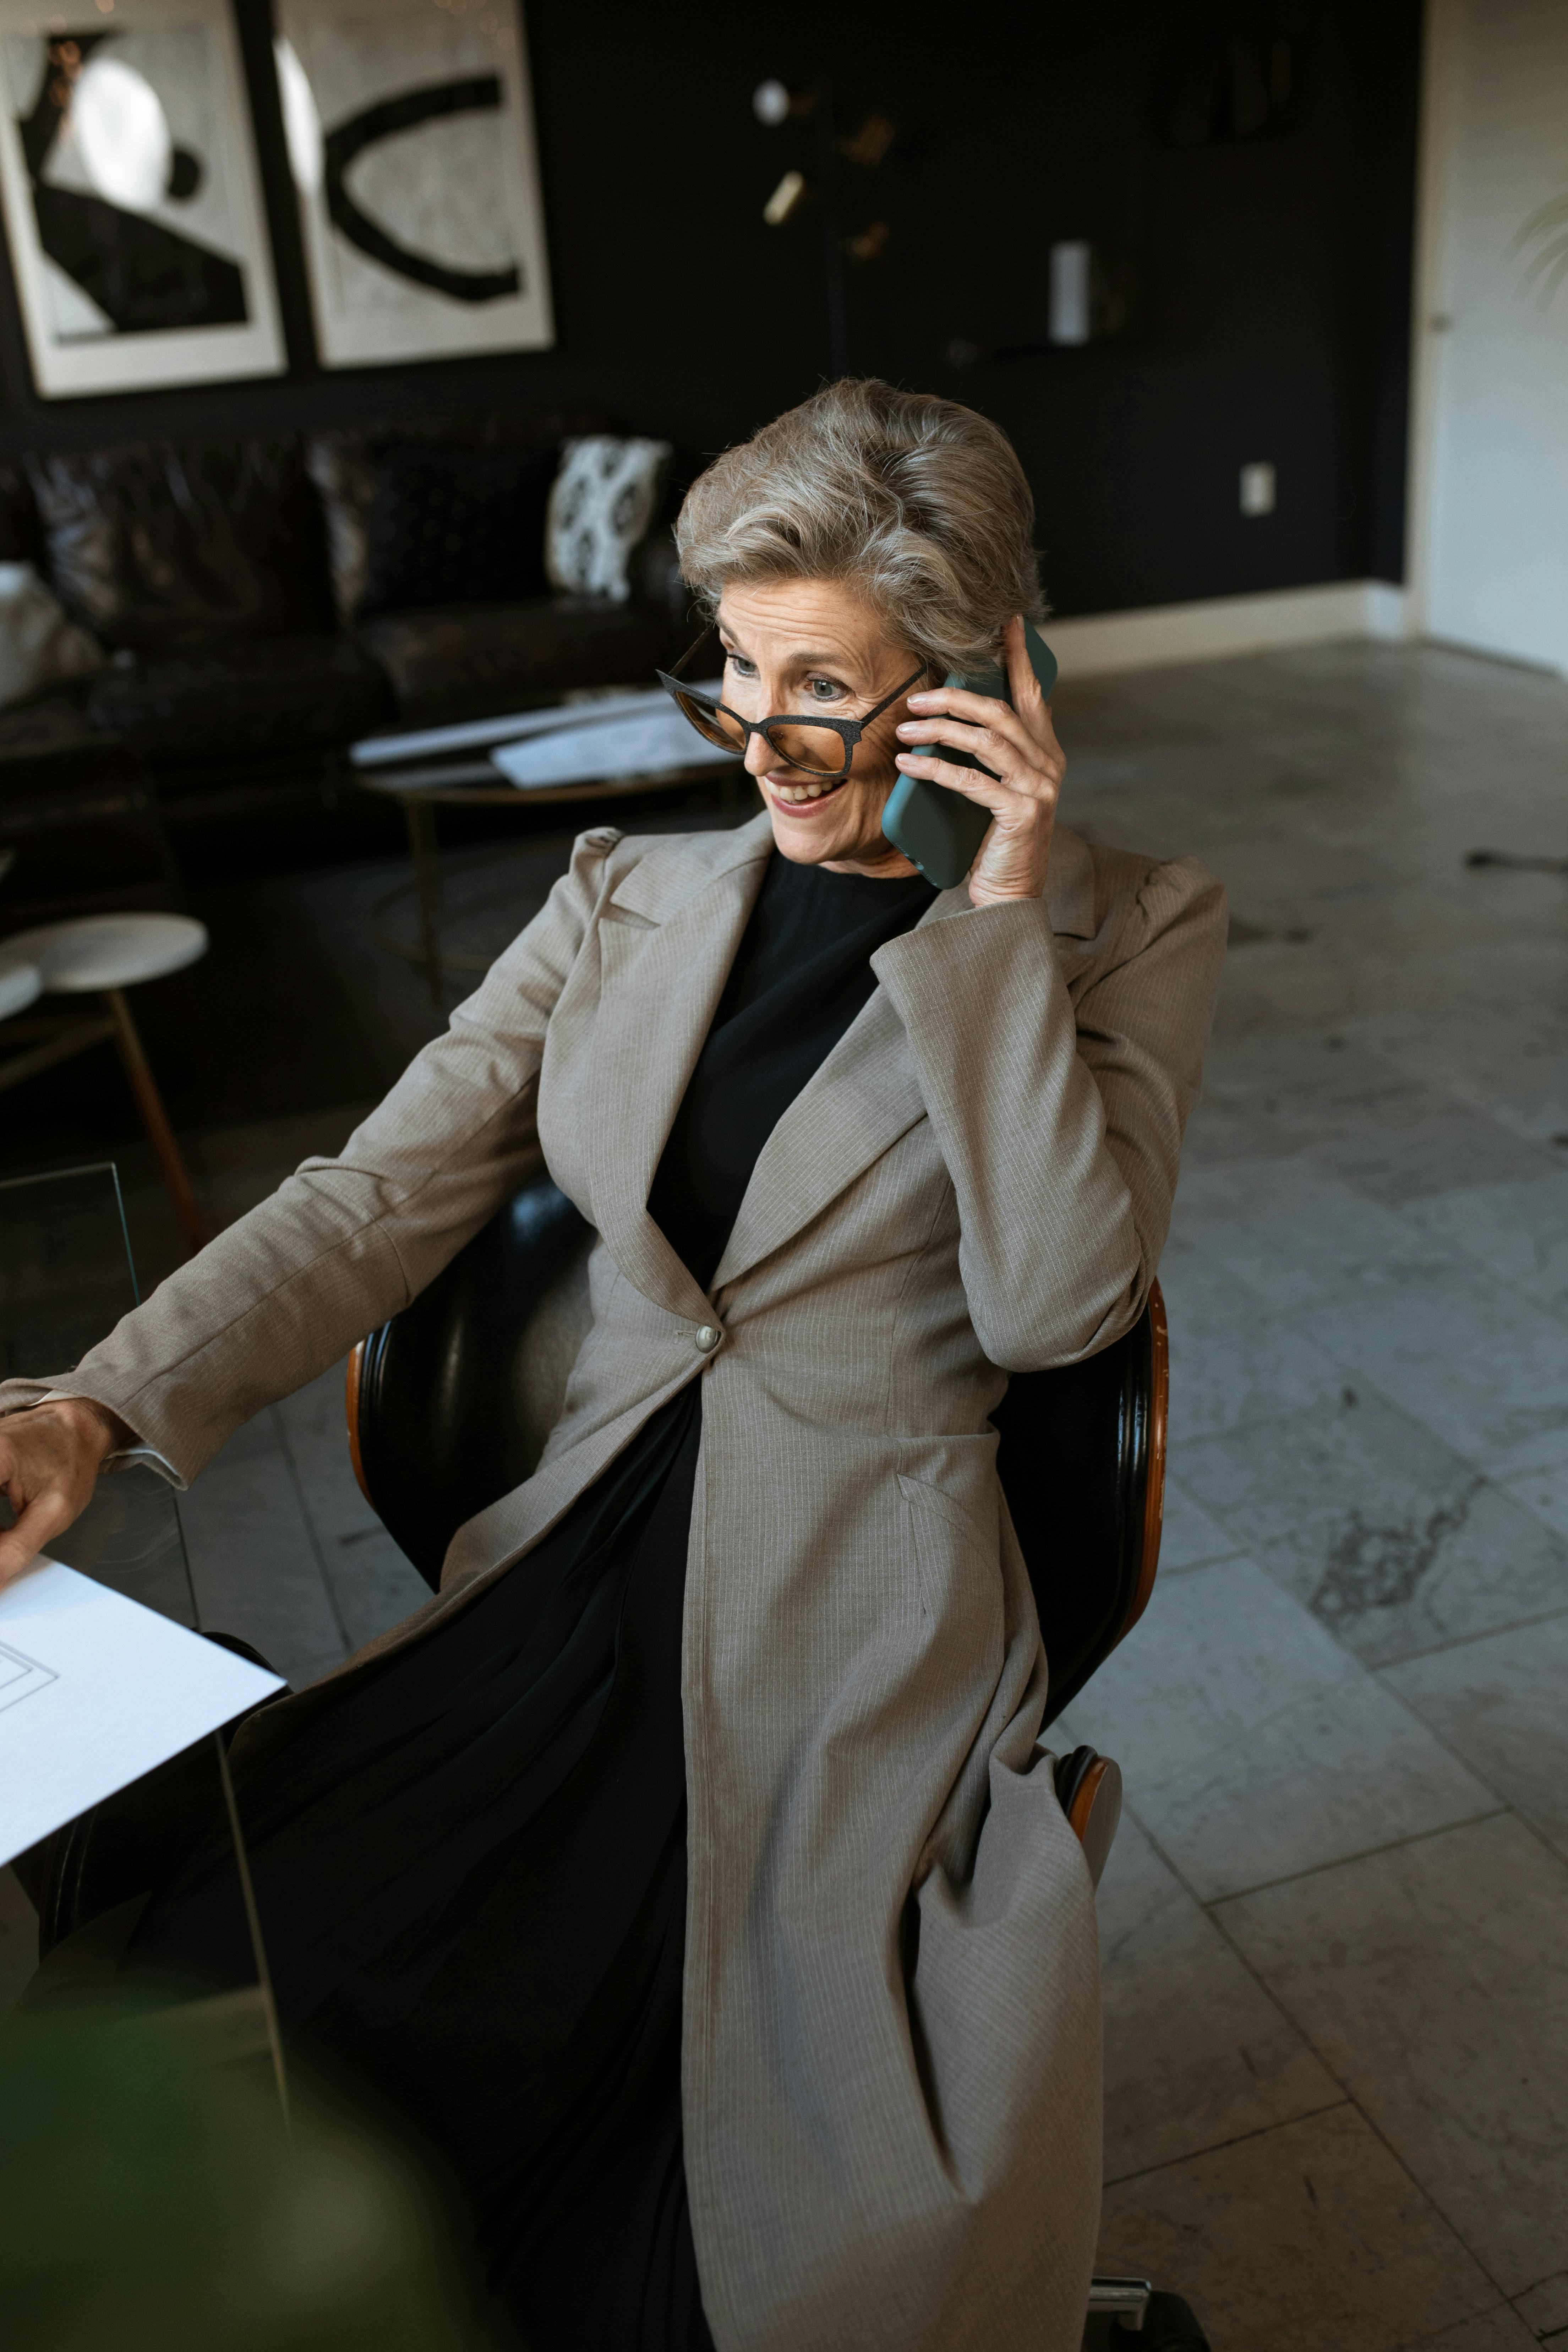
left=0, top=380, right=1225, bottom=2352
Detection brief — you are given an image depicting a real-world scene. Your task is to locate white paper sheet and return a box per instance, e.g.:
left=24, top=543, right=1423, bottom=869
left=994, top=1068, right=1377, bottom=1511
left=351, top=682, right=726, bottom=769
left=491, top=705, right=738, bottom=791
left=0, top=1557, right=283, bottom=1866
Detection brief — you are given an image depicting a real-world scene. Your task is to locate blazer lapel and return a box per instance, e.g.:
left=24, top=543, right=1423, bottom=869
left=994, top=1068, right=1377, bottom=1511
left=586, top=820, right=771, bottom=1317
left=709, top=980, right=927, bottom=1294
left=709, top=825, right=1103, bottom=1295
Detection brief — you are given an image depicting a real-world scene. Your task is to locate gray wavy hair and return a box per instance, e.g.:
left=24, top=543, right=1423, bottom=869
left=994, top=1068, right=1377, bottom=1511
left=674, top=378, right=1045, bottom=678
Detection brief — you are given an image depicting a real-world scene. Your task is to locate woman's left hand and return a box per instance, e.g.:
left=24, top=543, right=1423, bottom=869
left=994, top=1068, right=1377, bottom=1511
left=893, top=614, right=1065, bottom=907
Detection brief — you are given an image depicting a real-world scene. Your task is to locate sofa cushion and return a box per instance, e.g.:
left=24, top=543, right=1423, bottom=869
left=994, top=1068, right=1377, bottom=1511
left=306, top=410, right=610, bottom=625
left=360, top=441, right=557, bottom=618
left=545, top=436, right=672, bottom=603
left=356, top=597, right=688, bottom=726
left=83, top=635, right=392, bottom=765
left=28, top=436, right=334, bottom=660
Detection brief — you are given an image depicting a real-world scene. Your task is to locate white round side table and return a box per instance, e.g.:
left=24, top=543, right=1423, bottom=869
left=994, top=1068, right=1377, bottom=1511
left=0, top=913, right=210, bottom=1251
left=0, top=955, right=41, bottom=1022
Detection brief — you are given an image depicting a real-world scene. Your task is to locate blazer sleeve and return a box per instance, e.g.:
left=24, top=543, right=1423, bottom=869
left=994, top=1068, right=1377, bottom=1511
left=0, top=829, right=619, bottom=1484
left=872, top=853, right=1226, bottom=1370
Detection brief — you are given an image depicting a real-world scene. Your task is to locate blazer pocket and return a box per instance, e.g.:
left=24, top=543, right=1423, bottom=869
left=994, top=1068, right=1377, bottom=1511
left=896, top=1467, right=1002, bottom=1636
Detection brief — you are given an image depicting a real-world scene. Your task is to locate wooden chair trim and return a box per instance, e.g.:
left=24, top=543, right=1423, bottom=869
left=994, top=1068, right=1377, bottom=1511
left=345, top=1339, right=371, bottom=1507
left=1066, top=1753, right=1113, bottom=1845
left=1121, top=1277, right=1167, bottom=1642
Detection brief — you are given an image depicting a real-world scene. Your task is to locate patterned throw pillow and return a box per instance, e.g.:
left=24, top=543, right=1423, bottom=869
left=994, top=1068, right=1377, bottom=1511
left=546, top=436, right=672, bottom=603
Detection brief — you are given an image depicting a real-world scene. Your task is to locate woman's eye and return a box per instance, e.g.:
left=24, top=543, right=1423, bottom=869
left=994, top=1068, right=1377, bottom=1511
left=725, top=652, right=757, bottom=678
left=806, top=676, right=843, bottom=702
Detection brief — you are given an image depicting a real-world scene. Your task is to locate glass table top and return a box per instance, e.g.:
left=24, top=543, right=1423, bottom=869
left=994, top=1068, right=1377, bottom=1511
left=0, top=1161, right=197, bottom=1628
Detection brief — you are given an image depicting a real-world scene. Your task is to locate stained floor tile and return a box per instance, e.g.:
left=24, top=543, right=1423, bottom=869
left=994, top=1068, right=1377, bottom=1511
left=1411, top=1174, right=1568, bottom=1315
left=1512, top=2272, right=1568, bottom=2341
left=1057, top=1557, right=1495, bottom=1901
left=1499, top=1458, right=1568, bottom=1547
left=1096, top=2105, right=1497, bottom=2352
left=1219, top=1815, right=1568, bottom=2297
left=1381, top=1611, right=1568, bottom=1862
left=1153, top=1471, right=1242, bottom=1573
left=1155, top=1233, right=1345, bottom=1444
left=1096, top=1816, right=1338, bottom=2179
left=1302, top=1094, right=1551, bottom=1207
left=1289, top=1267, right=1568, bottom=1478
left=1405, top=2308, right=1542, bottom=2351
left=1175, top=1390, right=1568, bottom=1664
left=1171, top=1155, right=1457, bottom=1311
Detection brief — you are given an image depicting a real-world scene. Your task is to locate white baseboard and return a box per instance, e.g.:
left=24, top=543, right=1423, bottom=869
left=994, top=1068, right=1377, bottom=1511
left=1048, top=580, right=1411, bottom=678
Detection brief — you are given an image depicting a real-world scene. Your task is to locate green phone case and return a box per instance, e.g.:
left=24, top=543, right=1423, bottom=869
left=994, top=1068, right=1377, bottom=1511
left=880, top=621, right=1058, bottom=890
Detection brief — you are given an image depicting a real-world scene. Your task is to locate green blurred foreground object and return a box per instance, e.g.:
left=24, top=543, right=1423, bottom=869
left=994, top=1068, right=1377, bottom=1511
left=0, top=2001, right=495, bottom=2352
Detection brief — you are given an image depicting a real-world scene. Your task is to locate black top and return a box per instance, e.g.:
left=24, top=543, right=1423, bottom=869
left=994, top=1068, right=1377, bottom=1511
left=125, top=850, right=938, bottom=2352
left=649, top=855, right=937, bottom=1290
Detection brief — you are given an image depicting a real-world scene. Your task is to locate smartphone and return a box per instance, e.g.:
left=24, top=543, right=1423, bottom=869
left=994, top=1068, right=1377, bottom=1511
left=880, top=620, right=1059, bottom=890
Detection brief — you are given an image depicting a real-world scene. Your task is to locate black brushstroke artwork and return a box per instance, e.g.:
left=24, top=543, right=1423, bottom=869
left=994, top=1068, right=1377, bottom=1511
left=17, top=31, right=245, bottom=335
left=324, top=76, right=521, bottom=305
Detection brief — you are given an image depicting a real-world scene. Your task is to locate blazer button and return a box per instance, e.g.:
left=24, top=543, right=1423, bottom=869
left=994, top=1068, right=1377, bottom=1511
left=695, top=1324, right=721, bottom=1353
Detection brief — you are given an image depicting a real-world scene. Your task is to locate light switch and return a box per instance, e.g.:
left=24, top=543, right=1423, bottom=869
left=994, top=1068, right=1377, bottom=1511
left=1049, top=243, right=1092, bottom=345
left=1240, top=462, right=1277, bottom=516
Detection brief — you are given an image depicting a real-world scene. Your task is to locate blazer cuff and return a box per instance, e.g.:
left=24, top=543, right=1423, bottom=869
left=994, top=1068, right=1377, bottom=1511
left=0, top=1386, right=189, bottom=1491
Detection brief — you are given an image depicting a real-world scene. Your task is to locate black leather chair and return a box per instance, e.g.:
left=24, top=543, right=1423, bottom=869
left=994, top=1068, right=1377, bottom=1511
left=344, top=1176, right=1210, bottom=2351
left=27, top=1176, right=1203, bottom=2347
left=347, top=1174, right=1168, bottom=1731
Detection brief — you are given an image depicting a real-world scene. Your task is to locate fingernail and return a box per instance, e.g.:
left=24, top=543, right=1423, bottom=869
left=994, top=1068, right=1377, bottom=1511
left=906, top=692, right=931, bottom=706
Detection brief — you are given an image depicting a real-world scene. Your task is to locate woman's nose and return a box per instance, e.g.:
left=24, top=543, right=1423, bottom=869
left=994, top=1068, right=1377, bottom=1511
left=742, top=730, right=775, bottom=777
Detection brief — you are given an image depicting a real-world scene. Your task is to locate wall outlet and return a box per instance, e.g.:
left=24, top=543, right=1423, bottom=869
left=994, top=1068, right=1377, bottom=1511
left=1240, top=462, right=1277, bottom=516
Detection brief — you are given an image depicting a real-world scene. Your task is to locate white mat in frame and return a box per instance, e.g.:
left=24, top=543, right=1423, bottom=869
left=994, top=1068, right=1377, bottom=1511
left=274, top=0, right=553, bottom=371
left=0, top=0, right=284, bottom=397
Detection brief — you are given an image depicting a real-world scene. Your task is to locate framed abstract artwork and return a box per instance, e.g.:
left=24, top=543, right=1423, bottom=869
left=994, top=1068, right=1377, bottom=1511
left=0, top=0, right=284, bottom=397
left=273, top=0, right=553, bottom=371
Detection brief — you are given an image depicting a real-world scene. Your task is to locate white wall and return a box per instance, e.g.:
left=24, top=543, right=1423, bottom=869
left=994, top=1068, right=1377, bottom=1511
left=1409, top=0, right=1568, bottom=675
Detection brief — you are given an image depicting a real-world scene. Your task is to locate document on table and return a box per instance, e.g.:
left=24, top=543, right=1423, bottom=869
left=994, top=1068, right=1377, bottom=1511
left=0, top=1557, right=283, bottom=1866
left=490, top=699, right=737, bottom=792
left=351, top=682, right=727, bottom=770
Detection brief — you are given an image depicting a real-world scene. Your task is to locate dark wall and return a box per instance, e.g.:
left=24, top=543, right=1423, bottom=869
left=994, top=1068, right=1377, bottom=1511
left=0, top=0, right=1421, bottom=616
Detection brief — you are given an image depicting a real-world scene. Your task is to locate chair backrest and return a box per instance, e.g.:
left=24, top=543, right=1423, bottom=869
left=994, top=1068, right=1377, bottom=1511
left=348, top=1177, right=1166, bottom=1727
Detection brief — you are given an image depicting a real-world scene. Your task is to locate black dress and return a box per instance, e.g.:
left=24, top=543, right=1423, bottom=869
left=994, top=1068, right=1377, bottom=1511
left=127, top=852, right=937, bottom=2350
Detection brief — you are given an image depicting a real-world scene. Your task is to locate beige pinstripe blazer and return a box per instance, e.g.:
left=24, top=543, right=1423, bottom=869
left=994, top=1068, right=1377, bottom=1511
left=2, top=812, right=1226, bottom=2352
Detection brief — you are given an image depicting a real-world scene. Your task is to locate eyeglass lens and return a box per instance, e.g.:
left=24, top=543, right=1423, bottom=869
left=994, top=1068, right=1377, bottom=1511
left=672, top=693, right=849, bottom=777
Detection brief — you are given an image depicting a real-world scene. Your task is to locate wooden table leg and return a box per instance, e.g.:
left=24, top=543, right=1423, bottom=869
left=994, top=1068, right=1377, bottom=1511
left=103, top=987, right=209, bottom=1255
left=404, top=798, right=446, bottom=1010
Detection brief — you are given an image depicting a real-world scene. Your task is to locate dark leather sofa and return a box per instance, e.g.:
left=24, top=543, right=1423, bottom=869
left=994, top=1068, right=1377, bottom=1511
left=0, top=409, right=692, bottom=913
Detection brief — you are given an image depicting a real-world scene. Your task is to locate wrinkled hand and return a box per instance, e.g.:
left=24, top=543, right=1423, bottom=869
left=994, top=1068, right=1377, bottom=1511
left=0, top=1399, right=128, bottom=1588
left=894, top=614, right=1065, bottom=906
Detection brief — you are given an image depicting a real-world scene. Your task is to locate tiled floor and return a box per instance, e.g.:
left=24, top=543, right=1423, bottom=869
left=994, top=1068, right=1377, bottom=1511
left=1053, top=642, right=1568, bottom=2350
left=5, top=639, right=1568, bottom=2350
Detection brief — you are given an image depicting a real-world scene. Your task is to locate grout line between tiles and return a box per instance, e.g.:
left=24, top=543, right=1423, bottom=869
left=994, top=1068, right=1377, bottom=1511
left=1200, top=1807, right=1510, bottom=1909
left=1124, top=1801, right=1516, bottom=2303
left=1101, top=2097, right=1355, bottom=2191
left=1371, top=1597, right=1568, bottom=1671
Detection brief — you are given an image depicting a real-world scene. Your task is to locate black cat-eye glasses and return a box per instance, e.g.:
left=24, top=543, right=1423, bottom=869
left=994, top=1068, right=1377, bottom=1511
left=656, top=626, right=930, bottom=782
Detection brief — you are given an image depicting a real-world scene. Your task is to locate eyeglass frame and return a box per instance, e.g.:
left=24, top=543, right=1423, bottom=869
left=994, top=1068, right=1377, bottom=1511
left=655, top=624, right=933, bottom=783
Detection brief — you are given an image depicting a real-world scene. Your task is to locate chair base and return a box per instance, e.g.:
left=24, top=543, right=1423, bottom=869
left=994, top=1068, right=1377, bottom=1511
left=1085, top=2283, right=1211, bottom=2349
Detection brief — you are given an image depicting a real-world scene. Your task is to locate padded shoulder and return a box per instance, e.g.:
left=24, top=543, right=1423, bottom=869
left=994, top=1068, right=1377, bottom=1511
left=602, top=812, right=774, bottom=924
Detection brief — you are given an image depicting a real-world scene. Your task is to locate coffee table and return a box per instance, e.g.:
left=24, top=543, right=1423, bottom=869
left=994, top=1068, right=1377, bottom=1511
left=349, top=716, right=743, bottom=1005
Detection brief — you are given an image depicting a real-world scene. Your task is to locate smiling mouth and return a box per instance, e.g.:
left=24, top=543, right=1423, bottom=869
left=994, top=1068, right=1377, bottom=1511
left=767, top=772, right=850, bottom=808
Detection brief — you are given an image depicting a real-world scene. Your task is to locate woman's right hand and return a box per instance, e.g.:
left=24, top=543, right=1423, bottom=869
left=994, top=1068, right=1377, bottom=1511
left=0, top=1399, right=129, bottom=1589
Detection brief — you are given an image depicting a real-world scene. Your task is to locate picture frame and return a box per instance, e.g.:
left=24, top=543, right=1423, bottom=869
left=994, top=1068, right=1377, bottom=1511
left=273, top=0, right=553, bottom=372
left=0, top=0, right=285, bottom=398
